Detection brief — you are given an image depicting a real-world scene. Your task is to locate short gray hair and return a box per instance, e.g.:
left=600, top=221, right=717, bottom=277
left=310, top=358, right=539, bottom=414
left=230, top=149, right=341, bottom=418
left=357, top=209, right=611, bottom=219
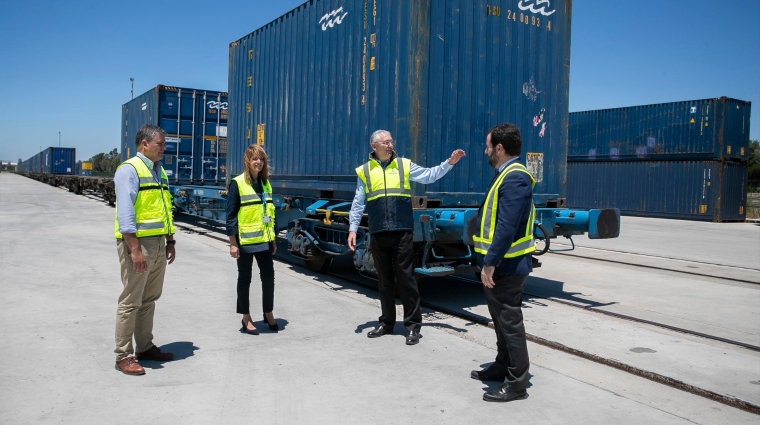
left=135, top=124, right=167, bottom=147
left=369, top=129, right=391, bottom=145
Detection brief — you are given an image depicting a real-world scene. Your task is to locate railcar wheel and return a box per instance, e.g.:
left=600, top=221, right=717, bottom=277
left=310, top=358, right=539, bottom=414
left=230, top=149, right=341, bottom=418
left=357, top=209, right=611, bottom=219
left=533, top=223, right=550, bottom=256
left=304, top=254, right=333, bottom=273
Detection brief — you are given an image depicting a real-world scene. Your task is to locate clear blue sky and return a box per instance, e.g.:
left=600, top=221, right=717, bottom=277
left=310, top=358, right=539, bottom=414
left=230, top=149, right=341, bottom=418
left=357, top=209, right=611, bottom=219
left=1, top=0, right=758, bottom=163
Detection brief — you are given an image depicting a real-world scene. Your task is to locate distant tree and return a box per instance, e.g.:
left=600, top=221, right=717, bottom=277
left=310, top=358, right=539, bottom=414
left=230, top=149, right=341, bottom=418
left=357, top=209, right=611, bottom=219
left=749, top=140, right=760, bottom=191
left=89, top=148, right=121, bottom=177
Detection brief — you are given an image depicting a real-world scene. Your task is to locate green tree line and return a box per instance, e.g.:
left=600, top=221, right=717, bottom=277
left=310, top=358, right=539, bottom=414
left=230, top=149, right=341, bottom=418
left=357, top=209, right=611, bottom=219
left=77, top=148, right=121, bottom=177
left=749, top=140, right=760, bottom=192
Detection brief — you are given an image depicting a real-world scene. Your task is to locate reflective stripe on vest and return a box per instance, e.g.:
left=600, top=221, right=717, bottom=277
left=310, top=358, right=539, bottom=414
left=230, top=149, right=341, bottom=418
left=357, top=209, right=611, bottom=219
left=233, top=173, right=276, bottom=246
left=356, top=157, right=412, bottom=201
left=240, top=193, right=273, bottom=203
left=473, top=162, right=537, bottom=258
left=114, top=156, right=175, bottom=239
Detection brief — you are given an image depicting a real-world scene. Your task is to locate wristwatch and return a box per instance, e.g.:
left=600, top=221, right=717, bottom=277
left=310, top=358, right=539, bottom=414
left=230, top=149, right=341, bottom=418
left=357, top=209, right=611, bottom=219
left=166, top=240, right=176, bottom=246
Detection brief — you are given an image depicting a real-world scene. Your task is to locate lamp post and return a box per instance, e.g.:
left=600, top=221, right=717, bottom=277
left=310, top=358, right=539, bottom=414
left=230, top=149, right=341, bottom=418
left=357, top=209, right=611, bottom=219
left=130, top=78, right=134, bottom=99
left=58, top=131, right=61, bottom=148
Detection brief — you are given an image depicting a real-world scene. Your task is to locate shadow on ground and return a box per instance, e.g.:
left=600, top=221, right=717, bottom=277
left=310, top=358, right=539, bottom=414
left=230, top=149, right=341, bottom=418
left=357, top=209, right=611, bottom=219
left=141, top=341, right=198, bottom=369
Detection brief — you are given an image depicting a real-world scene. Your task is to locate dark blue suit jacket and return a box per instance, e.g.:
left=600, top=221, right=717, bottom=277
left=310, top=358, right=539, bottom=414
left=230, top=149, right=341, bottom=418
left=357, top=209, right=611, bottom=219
left=476, top=158, right=533, bottom=276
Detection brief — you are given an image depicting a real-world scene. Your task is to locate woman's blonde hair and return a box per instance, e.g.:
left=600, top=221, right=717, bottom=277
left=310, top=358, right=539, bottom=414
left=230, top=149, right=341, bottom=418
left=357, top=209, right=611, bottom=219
left=243, top=144, right=270, bottom=185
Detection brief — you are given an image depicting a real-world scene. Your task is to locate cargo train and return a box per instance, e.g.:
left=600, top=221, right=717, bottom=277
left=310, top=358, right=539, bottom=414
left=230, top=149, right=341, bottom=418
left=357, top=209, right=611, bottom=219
left=17, top=147, right=76, bottom=175
left=16, top=147, right=116, bottom=203
left=224, top=0, right=620, bottom=276
left=17, top=0, right=626, bottom=279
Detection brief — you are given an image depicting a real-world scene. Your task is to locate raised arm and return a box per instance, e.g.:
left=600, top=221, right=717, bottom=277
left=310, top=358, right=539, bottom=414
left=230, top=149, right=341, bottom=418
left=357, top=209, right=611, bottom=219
left=408, top=149, right=466, bottom=184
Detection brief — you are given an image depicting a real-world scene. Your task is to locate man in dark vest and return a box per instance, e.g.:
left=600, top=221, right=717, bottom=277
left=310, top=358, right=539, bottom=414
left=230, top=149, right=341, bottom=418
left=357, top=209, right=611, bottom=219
left=347, top=129, right=465, bottom=345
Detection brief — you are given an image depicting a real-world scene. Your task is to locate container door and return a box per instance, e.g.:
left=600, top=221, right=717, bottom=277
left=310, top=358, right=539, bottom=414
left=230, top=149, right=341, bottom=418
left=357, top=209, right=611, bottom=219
left=426, top=0, right=571, bottom=206
left=199, top=93, right=228, bottom=185
left=159, top=88, right=195, bottom=184
left=722, top=99, right=752, bottom=161
left=718, top=162, right=748, bottom=221
left=123, top=90, right=158, bottom=164
left=163, top=137, right=179, bottom=180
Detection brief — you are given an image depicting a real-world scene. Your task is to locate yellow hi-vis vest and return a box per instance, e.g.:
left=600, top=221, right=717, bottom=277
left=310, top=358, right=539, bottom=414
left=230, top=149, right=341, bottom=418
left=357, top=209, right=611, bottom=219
left=233, top=173, right=276, bottom=246
left=473, top=162, right=537, bottom=258
left=114, top=156, right=175, bottom=239
left=355, top=157, right=412, bottom=201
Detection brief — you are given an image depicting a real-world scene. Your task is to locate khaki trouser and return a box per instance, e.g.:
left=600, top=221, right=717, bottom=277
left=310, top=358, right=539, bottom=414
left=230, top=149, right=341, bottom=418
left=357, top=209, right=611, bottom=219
left=115, top=236, right=167, bottom=361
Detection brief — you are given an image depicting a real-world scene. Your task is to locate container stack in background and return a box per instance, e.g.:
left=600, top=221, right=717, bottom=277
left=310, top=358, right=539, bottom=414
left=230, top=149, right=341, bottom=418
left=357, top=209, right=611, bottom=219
left=17, top=147, right=76, bottom=175
left=566, top=97, right=752, bottom=222
left=122, top=85, right=228, bottom=186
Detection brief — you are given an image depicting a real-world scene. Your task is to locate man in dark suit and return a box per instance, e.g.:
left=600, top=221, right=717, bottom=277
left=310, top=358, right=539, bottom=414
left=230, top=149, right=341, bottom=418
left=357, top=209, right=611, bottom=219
left=471, top=123, right=536, bottom=402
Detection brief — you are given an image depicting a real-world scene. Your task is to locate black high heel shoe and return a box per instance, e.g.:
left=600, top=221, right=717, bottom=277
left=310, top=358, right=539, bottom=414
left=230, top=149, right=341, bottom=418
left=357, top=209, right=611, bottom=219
left=241, top=319, right=259, bottom=335
left=263, top=313, right=279, bottom=331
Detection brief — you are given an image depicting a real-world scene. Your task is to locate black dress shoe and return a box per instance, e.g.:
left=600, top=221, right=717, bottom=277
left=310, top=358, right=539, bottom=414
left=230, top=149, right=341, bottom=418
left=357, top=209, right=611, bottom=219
left=405, top=330, right=420, bottom=345
left=263, top=313, right=279, bottom=332
left=241, top=319, right=259, bottom=335
left=367, top=325, right=393, bottom=338
left=483, top=385, right=528, bottom=402
left=470, top=366, right=506, bottom=381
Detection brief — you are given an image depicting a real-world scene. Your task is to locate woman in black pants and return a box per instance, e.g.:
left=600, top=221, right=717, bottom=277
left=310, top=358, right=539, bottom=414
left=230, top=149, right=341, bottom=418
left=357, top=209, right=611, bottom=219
left=226, top=144, right=279, bottom=334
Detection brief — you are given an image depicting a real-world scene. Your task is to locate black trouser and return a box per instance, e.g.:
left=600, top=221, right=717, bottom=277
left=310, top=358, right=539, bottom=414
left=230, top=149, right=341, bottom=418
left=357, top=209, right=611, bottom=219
left=484, top=273, right=530, bottom=391
left=370, top=231, right=421, bottom=332
left=236, top=249, right=275, bottom=314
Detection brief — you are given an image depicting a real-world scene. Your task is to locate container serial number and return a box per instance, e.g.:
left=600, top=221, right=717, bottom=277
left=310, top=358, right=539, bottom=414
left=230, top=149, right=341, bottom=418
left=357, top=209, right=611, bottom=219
left=487, top=6, right=552, bottom=31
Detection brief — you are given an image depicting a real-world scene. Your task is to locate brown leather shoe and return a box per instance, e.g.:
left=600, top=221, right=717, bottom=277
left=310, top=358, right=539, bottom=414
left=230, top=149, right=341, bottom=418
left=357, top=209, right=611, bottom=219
left=136, top=345, right=174, bottom=361
left=115, top=357, right=145, bottom=375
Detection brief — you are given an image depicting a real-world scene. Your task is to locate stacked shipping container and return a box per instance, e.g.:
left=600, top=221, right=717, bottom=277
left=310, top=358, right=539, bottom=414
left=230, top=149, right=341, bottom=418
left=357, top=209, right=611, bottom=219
left=228, top=0, right=572, bottom=207
left=122, top=85, right=228, bottom=186
left=567, top=97, right=751, bottom=222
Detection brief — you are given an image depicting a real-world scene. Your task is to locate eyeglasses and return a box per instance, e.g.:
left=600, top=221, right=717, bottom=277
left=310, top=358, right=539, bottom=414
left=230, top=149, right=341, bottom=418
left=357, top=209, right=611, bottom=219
left=377, top=139, right=395, bottom=146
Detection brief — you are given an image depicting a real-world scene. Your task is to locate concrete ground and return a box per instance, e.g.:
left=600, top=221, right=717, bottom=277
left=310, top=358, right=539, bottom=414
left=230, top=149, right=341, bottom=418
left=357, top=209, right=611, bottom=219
left=552, top=216, right=760, bottom=270
left=1, top=173, right=758, bottom=424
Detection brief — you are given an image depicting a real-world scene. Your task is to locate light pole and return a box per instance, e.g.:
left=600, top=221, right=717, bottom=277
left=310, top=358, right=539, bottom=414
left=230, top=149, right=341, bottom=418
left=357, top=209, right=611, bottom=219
left=58, top=131, right=61, bottom=147
left=130, top=78, right=134, bottom=99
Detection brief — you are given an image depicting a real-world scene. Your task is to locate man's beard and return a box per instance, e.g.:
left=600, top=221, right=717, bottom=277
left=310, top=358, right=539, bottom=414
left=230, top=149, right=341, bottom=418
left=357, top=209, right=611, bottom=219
left=488, top=151, right=499, bottom=168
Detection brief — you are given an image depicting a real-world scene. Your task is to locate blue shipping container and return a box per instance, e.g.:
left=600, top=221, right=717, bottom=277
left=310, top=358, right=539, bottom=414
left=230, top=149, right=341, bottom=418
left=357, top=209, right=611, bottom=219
left=568, top=97, right=752, bottom=161
left=228, top=0, right=572, bottom=207
left=19, top=147, right=76, bottom=175
left=567, top=160, right=747, bottom=222
left=122, top=85, right=228, bottom=185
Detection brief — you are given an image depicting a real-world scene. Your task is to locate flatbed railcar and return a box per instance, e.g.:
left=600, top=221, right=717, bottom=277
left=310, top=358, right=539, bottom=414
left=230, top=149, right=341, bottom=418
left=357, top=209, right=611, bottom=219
left=16, top=170, right=117, bottom=205
left=224, top=0, right=621, bottom=277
